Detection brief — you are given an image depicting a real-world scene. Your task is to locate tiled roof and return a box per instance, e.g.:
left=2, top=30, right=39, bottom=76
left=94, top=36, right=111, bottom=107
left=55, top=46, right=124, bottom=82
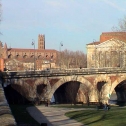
left=102, top=32, right=126, bottom=34
left=87, top=41, right=100, bottom=45
left=7, top=48, right=57, bottom=52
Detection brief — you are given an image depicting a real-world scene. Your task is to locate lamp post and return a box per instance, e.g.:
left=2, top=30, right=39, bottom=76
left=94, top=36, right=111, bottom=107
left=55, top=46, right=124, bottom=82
left=32, top=39, right=35, bottom=72
left=59, top=42, right=63, bottom=69
left=50, top=55, right=53, bottom=69
left=93, top=39, right=96, bottom=68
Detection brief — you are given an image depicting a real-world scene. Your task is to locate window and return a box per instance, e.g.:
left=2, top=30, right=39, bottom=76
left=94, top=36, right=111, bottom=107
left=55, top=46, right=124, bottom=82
left=92, top=54, right=94, bottom=60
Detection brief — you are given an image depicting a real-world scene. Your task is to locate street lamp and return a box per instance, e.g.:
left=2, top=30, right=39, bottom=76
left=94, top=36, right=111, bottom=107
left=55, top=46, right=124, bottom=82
left=32, top=39, right=35, bottom=72
left=50, top=55, right=53, bottom=69
left=59, top=42, right=63, bottom=69
left=93, top=39, right=96, bottom=68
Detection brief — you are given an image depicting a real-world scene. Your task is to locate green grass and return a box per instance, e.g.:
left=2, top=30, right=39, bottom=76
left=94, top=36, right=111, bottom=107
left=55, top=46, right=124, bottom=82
left=52, top=104, right=96, bottom=108
left=9, top=104, right=40, bottom=126
left=65, top=107, right=126, bottom=126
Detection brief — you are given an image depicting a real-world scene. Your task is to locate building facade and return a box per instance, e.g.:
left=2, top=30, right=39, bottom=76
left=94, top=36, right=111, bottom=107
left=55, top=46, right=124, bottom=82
left=0, top=34, right=58, bottom=71
left=87, top=32, right=126, bottom=68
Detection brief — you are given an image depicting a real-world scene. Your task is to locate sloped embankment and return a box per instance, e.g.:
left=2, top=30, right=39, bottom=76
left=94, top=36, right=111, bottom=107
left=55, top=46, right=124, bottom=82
left=0, top=84, right=16, bottom=126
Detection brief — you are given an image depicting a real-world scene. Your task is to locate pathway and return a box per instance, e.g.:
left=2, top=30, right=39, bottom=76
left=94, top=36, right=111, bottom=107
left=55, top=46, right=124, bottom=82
left=27, top=106, right=91, bottom=126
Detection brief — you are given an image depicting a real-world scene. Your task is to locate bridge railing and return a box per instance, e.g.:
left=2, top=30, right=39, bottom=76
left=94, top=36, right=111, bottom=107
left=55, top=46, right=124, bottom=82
left=2, top=67, right=126, bottom=78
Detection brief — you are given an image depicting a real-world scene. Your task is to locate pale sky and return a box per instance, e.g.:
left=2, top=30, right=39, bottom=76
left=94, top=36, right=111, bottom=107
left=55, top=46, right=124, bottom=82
left=0, top=0, right=126, bottom=53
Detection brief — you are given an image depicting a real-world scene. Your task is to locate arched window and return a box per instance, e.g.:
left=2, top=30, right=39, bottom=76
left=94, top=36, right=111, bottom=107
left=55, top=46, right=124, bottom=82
left=111, top=51, right=119, bottom=67
left=105, top=51, right=110, bottom=67
left=31, top=55, right=34, bottom=58
left=46, top=54, right=48, bottom=57
left=51, top=54, right=53, bottom=60
left=16, top=54, right=20, bottom=59
left=23, top=55, right=27, bottom=58
left=8, top=54, right=13, bottom=59
left=38, top=55, right=42, bottom=59
left=99, top=52, right=105, bottom=67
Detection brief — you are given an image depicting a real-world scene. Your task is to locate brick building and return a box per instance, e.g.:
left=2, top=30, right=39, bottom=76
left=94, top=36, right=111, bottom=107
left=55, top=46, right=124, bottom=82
left=0, top=58, right=4, bottom=71
left=0, top=34, right=58, bottom=71
left=87, top=32, right=126, bottom=68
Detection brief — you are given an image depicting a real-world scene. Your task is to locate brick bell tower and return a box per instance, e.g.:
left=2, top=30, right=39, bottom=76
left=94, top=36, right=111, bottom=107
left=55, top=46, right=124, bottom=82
left=38, top=34, right=45, bottom=49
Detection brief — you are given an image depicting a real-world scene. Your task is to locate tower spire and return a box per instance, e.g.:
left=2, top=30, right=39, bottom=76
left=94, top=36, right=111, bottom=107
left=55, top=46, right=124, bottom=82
left=38, top=34, right=45, bottom=50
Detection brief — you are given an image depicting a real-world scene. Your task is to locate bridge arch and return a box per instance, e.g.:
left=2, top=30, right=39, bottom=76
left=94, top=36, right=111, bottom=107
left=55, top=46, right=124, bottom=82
left=48, top=76, right=95, bottom=102
left=94, top=74, right=111, bottom=103
left=110, top=75, right=126, bottom=95
left=110, top=75, right=126, bottom=100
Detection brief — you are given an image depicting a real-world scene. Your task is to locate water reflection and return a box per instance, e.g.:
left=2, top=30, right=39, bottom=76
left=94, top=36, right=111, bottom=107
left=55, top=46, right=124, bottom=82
left=109, top=93, right=117, bottom=104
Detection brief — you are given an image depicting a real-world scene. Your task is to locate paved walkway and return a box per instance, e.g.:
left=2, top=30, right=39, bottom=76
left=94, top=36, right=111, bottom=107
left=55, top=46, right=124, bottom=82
left=27, top=106, right=90, bottom=126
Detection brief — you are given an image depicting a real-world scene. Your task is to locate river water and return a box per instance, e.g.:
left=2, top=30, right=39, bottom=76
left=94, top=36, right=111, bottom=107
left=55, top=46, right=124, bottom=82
left=109, top=93, right=117, bottom=104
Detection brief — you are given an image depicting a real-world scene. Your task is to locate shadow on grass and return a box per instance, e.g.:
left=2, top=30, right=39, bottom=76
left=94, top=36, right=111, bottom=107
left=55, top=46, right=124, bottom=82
left=67, top=110, right=106, bottom=125
left=84, top=112, right=106, bottom=125
left=68, top=111, right=96, bottom=120
left=3, top=85, right=53, bottom=126
left=66, top=108, right=126, bottom=126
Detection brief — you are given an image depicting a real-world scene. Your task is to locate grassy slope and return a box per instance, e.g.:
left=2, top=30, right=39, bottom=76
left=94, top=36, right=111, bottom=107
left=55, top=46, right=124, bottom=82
left=65, top=108, right=126, bottom=126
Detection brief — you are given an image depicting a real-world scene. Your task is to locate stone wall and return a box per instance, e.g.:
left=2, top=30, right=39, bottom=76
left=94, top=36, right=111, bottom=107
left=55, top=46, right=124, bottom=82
left=0, top=83, right=16, bottom=126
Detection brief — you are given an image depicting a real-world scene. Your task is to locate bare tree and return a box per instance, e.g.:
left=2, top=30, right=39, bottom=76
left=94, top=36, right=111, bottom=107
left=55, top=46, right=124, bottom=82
left=57, top=49, right=87, bottom=69
left=112, top=15, right=126, bottom=31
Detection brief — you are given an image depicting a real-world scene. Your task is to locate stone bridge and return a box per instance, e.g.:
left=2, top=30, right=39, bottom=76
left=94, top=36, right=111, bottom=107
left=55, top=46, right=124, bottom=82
left=2, top=68, right=126, bottom=104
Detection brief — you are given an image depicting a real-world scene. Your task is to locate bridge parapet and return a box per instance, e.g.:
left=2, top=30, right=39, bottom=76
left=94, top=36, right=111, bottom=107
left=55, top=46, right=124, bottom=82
left=2, top=67, right=126, bottom=79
